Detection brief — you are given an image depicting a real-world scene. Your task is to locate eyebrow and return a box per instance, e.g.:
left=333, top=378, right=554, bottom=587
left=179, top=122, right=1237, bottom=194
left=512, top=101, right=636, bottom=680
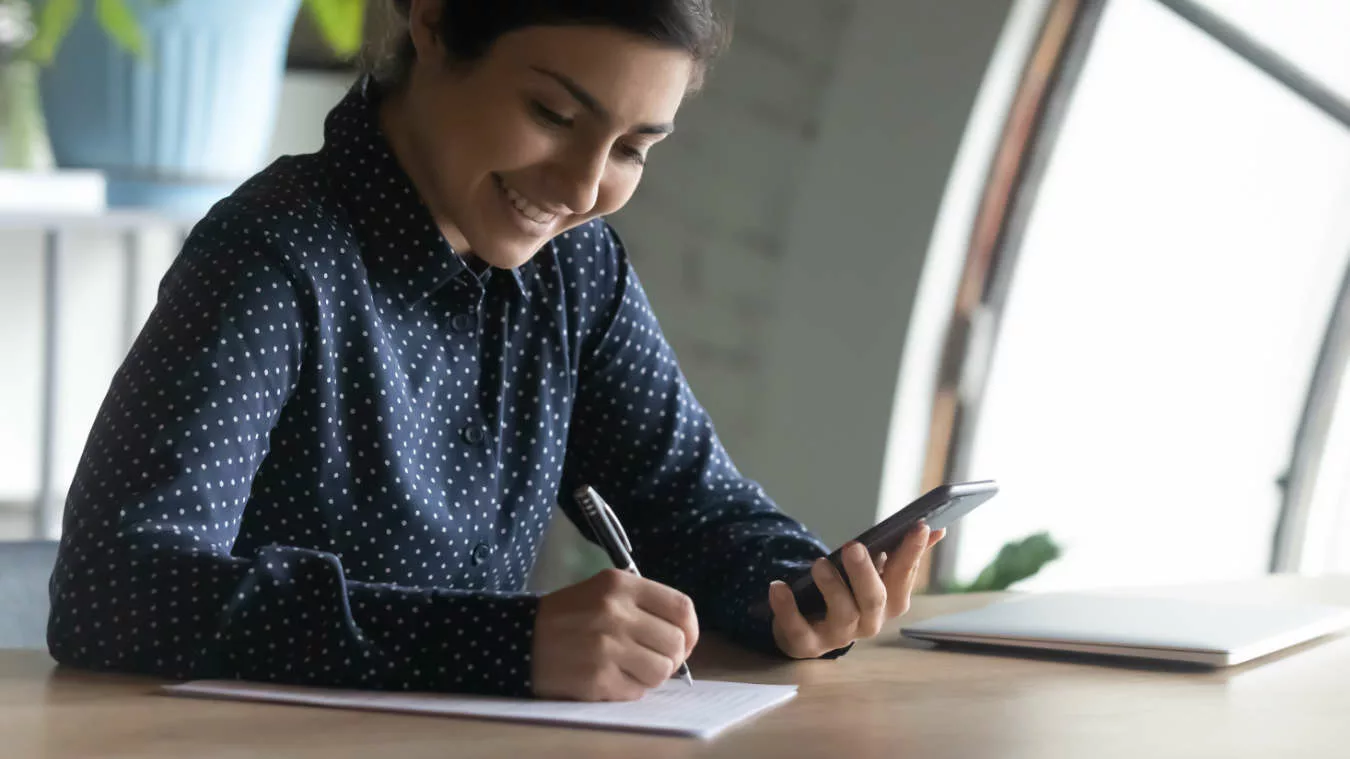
left=529, top=66, right=675, bottom=136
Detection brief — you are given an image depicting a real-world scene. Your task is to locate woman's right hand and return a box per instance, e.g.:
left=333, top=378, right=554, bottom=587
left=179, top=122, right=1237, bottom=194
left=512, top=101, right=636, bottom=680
left=532, top=568, right=699, bottom=701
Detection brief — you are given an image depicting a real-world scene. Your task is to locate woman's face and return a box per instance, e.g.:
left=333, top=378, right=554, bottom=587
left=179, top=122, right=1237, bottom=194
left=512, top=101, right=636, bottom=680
left=390, top=9, right=695, bottom=269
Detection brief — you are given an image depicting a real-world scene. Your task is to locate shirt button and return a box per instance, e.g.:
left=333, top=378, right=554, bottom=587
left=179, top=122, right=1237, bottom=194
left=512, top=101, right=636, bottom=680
left=461, top=424, right=485, bottom=445
left=451, top=313, right=476, bottom=333
left=471, top=543, right=491, bottom=565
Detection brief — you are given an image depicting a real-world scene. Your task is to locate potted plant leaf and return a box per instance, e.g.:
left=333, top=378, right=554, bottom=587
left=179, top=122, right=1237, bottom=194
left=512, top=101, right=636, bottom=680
left=938, top=531, right=1063, bottom=593
left=20, top=0, right=369, bottom=213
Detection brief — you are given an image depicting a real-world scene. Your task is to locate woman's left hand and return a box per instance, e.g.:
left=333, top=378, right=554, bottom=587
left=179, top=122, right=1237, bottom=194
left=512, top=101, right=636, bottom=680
left=768, top=523, right=945, bottom=659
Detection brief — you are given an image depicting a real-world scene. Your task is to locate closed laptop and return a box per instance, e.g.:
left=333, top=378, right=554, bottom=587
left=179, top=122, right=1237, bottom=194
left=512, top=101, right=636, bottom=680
left=900, top=593, right=1350, bottom=667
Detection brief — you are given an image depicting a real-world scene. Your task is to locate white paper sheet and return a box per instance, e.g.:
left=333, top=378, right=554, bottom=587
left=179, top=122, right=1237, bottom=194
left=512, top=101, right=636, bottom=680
left=162, top=677, right=797, bottom=740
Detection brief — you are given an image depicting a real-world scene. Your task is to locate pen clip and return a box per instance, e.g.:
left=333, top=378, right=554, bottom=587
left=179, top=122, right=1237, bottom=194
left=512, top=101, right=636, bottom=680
left=595, top=496, right=633, bottom=554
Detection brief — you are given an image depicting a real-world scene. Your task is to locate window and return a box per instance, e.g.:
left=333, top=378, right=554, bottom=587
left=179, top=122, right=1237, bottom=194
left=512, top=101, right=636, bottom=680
left=1195, top=0, right=1350, bottom=101
left=942, top=0, right=1350, bottom=590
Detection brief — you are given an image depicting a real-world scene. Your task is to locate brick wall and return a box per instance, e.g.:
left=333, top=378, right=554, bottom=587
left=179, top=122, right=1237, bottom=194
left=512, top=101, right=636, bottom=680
left=610, top=0, right=857, bottom=461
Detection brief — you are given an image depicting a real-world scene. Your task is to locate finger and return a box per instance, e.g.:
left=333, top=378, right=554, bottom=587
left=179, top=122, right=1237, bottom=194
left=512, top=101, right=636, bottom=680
left=882, top=523, right=930, bottom=584
left=613, top=637, right=680, bottom=690
left=632, top=579, right=700, bottom=659
left=928, top=527, right=946, bottom=548
left=811, top=557, right=860, bottom=646
left=841, top=542, right=887, bottom=638
left=767, top=580, right=819, bottom=658
left=628, top=607, right=688, bottom=676
left=881, top=523, right=930, bottom=617
left=598, top=664, right=650, bottom=702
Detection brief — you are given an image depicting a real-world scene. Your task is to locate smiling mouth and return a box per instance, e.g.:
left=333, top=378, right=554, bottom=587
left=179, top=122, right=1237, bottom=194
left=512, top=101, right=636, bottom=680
left=493, top=174, right=559, bottom=226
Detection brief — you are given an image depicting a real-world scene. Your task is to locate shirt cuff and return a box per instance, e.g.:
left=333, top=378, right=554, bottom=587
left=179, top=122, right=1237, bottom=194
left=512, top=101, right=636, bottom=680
left=348, top=583, right=539, bottom=696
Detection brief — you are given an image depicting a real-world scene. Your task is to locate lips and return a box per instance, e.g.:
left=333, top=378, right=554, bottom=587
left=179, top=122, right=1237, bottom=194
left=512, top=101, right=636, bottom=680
left=494, top=174, right=558, bottom=226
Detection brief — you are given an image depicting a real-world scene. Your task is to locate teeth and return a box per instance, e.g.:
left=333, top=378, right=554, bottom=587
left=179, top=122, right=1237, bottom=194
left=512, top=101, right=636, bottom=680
left=499, top=178, right=556, bottom=225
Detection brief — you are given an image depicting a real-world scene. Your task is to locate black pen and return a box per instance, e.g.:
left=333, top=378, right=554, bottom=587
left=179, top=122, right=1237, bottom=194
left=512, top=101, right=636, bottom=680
left=573, top=485, right=694, bottom=687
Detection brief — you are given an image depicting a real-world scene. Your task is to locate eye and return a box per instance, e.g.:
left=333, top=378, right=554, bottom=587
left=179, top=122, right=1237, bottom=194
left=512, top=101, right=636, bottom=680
left=617, top=144, right=647, bottom=166
left=530, top=101, right=572, bottom=128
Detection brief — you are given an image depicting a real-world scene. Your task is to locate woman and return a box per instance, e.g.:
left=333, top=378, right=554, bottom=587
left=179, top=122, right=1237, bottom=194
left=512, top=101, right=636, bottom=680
left=48, top=0, right=943, bottom=702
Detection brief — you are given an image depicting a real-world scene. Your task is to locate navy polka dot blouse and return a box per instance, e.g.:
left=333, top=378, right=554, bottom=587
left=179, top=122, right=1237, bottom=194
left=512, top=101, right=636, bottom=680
left=47, top=77, right=837, bottom=697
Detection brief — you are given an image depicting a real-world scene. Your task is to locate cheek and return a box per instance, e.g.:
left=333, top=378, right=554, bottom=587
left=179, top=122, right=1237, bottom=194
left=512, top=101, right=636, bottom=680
left=483, top=126, right=557, bottom=172
left=409, top=99, right=477, bottom=193
left=432, top=107, right=550, bottom=185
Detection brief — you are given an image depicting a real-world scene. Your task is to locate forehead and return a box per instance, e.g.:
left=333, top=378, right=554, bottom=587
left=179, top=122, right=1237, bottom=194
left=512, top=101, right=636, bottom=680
left=484, top=25, right=696, bottom=125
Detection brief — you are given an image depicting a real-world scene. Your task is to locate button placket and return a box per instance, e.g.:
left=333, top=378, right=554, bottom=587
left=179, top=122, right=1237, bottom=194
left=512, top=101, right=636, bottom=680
left=460, top=423, right=486, bottom=446
left=470, top=542, right=491, bottom=565
left=450, top=311, right=476, bottom=333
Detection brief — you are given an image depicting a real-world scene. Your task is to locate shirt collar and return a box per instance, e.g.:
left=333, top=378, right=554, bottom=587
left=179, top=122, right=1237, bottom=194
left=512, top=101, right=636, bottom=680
left=321, top=75, right=528, bottom=304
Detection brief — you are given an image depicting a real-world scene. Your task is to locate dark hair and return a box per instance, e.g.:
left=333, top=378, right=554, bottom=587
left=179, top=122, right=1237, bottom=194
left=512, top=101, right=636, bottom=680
left=371, top=0, right=729, bottom=90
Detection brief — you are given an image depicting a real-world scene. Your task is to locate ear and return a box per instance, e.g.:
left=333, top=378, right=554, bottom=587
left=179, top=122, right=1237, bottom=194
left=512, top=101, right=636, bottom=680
left=406, top=0, right=445, bottom=61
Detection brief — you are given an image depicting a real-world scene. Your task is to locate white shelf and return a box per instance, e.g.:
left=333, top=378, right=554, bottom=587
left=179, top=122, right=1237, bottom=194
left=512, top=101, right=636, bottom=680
left=0, top=170, right=201, bottom=231
left=0, top=169, right=106, bottom=215
left=0, top=208, right=197, bottom=231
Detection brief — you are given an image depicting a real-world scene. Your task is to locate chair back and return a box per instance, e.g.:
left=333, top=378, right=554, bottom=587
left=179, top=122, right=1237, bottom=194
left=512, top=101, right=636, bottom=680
left=0, top=541, right=58, bottom=649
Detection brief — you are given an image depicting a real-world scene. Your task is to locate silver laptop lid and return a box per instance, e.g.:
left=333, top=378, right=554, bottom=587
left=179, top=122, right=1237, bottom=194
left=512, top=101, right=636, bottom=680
left=901, top=593, right=1350, bottom=664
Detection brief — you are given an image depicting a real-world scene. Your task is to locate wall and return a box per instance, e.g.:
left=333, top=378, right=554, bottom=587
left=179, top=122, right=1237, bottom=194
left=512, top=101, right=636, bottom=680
left=611, top=0, right=858, bottom=448
left=756, top=0, right=1022, bottom=548
left=0, top=1, right=1029, bottom=562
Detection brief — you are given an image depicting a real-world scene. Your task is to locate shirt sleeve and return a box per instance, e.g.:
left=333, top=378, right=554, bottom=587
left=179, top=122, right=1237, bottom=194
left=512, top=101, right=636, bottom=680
left=47, top=211, right=538, bottom=696
left=557, top=221, right=847, bottom=658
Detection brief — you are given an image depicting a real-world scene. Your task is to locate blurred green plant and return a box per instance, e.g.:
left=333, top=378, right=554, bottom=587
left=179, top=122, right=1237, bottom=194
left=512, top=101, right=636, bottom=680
left=21, top=0, right=367, bottom=65
left=940, top=531, right=1062, bottom=593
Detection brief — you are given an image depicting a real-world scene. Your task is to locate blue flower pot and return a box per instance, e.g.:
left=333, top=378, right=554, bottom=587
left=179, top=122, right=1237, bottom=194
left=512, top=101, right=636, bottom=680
left=39, top=0, right=303, bottom=214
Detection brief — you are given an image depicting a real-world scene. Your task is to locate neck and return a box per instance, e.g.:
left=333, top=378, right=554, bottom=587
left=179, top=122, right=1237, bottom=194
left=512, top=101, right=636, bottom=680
left=376, top=84, right=471, bottom=253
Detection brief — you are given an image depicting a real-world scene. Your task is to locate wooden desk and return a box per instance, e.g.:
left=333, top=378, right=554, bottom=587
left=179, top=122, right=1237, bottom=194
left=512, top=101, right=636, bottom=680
left=4, top=575, right=1348, bottom=758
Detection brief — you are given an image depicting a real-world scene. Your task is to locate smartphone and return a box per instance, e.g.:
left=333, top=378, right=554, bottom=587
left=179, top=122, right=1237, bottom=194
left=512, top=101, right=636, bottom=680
left=752, top=480, right=999, bottom=622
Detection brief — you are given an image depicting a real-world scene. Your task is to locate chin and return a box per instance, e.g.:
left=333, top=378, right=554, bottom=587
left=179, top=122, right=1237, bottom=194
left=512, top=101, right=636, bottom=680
left=473, top=243, right=540, bottom=271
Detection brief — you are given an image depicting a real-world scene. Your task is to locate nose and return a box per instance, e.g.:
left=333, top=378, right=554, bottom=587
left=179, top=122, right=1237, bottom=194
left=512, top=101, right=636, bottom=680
left=549, top=148, right=607, bottom=216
